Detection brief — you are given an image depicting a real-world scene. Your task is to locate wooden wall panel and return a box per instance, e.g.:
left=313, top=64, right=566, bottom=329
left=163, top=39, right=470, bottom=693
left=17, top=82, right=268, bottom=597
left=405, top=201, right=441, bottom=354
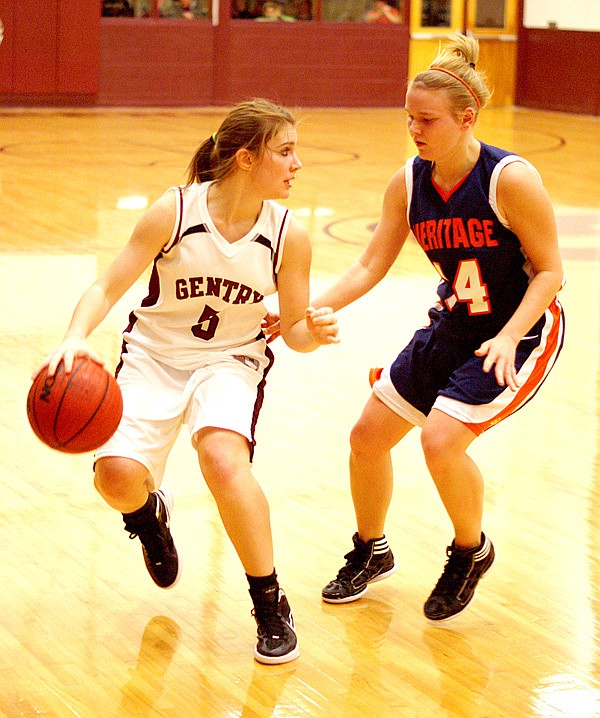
left=477, top=39, right=517, bottom=107
left=409, top=37, right=516, bottom=108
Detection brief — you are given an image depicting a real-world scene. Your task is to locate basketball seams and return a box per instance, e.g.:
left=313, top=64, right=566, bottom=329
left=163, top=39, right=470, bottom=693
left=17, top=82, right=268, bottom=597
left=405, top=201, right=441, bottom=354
left=27, top=357, right=123, bottom=453
left=59, top=369, right=113, bottom=452
left=27, top=369, right=49, bottom=445
left=53, top=358, right=87, bottom=448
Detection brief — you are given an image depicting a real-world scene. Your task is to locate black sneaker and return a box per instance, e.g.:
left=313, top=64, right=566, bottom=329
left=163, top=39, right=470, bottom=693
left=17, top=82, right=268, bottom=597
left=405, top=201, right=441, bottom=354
left=252, top=588, right=300, bottom=665
left=424, top=533, right=495, bottom=621
left=322, top=532, right=397, bottom=604
left=125, top=489, right=181, bottom=590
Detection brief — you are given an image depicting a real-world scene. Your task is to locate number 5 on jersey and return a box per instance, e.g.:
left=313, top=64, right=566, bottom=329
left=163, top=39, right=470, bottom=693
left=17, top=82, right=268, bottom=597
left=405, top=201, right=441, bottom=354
left=192, top=305, right=220, bottom=340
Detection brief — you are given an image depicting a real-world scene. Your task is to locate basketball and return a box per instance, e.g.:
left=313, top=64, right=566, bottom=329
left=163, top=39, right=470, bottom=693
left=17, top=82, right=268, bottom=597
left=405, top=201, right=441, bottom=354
left=27, top=357, right=123, bottom=453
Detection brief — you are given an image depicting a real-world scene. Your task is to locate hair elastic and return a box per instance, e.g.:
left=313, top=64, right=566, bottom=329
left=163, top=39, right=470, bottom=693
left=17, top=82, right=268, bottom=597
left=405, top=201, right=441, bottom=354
left=429, top=66, right=481, bottom=108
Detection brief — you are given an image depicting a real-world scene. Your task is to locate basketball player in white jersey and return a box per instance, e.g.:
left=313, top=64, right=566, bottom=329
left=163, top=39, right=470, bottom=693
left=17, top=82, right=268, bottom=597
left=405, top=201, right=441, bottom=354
left=43, top=99, right=339, bottom=664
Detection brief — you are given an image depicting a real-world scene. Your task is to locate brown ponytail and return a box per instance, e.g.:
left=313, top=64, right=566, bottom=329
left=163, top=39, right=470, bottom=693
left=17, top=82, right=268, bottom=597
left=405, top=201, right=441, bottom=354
left=186, top=98, right=296, bottom=187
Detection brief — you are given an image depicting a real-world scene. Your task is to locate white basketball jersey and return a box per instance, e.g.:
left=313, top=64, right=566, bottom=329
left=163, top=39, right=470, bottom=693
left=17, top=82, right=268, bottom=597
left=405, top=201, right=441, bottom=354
left=123, top=182, right=291, bottom=370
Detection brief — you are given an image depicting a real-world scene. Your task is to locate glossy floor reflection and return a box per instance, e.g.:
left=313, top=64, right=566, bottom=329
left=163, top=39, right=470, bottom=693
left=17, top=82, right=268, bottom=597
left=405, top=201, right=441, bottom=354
left=0, top=106, right=599, bottom=717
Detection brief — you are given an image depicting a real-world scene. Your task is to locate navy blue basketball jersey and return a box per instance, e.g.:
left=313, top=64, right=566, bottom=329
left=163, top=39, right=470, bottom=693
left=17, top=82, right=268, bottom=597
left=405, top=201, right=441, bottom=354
left=407, top=142, right=537, bottom=342
left=381, top=142, right=565, bottom=433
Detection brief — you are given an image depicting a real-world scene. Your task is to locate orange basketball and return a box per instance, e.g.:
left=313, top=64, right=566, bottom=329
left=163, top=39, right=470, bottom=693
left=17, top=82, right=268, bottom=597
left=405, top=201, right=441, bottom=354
left=27, top=357, right=123, bottom=454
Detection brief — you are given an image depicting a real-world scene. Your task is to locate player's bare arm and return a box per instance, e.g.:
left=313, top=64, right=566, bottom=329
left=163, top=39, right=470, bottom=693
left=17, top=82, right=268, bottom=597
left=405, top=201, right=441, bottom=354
left=45, top=193, right=177, bottom=375
left=313, top=168, right=410, bottom=312
left=277, top=217, right=338, bottom=351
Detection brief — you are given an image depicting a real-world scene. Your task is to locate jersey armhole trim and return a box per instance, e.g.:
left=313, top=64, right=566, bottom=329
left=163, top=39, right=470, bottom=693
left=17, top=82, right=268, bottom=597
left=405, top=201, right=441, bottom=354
left=162, top=186, right=184, bottom=253
left=489, top=156, right=539, bottom=229
left=272, top=208, right=291, bottom=282
left=405, top=156, right=415, bottom=233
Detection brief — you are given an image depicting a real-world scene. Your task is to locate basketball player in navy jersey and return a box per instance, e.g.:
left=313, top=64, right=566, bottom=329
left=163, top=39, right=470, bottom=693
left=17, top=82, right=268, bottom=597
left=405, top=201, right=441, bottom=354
left=313, top=34, right=565, bottom=620
left=43, top=99, right=338, bottom=664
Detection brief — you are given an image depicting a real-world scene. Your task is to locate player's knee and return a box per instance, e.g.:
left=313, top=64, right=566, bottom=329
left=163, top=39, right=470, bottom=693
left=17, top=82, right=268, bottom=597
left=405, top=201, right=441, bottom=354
left=200, top=450, right=238, bottom=485
left=197, top=432, right=249, bottom=487
left=94, top=457, right=144, bottom=502
left=349, top=419, right=378, bottom=459
left=420, top=424, right=451, bottom=466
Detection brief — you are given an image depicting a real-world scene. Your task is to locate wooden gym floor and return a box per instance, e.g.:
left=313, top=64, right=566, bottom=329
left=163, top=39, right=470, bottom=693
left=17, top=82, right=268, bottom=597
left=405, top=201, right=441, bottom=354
left=0, top=105, right=599, bottom=717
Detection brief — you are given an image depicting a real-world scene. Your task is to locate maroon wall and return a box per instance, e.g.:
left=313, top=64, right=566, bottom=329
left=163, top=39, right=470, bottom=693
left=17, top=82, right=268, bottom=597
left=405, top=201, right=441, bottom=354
left=0, top=2, right=11, bottom=93
left=98, top=19, right=215, bottom=105
left=215, top=22, right=410, bottom=107
left=0, top=0, right=598, bottom=114
left=0, top=0, right=100, bottom=102
left=97, top=20, right=409, bottom=108
left=58, top=0, right=102, bottom=93
left=516, top=29, right=600, bottom=116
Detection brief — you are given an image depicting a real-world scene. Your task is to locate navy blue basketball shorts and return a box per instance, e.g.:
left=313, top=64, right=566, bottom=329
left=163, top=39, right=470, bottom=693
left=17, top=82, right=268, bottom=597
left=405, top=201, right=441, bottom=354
left=372, top=300, right=565, bottom=435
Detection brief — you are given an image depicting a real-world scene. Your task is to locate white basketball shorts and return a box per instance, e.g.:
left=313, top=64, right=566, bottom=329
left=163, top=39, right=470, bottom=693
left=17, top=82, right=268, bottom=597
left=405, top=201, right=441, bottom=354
left=95, top=341, right=271, bottom=484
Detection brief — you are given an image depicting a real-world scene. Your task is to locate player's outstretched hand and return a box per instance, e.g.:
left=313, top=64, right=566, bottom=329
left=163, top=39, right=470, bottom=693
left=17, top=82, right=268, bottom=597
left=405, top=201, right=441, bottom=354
left=306, top=306, right=339, bottom=345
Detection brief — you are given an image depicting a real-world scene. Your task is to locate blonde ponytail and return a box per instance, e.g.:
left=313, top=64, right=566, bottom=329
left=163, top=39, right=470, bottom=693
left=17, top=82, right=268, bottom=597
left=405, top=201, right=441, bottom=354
left=411, top=33, right=492, bottom=116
